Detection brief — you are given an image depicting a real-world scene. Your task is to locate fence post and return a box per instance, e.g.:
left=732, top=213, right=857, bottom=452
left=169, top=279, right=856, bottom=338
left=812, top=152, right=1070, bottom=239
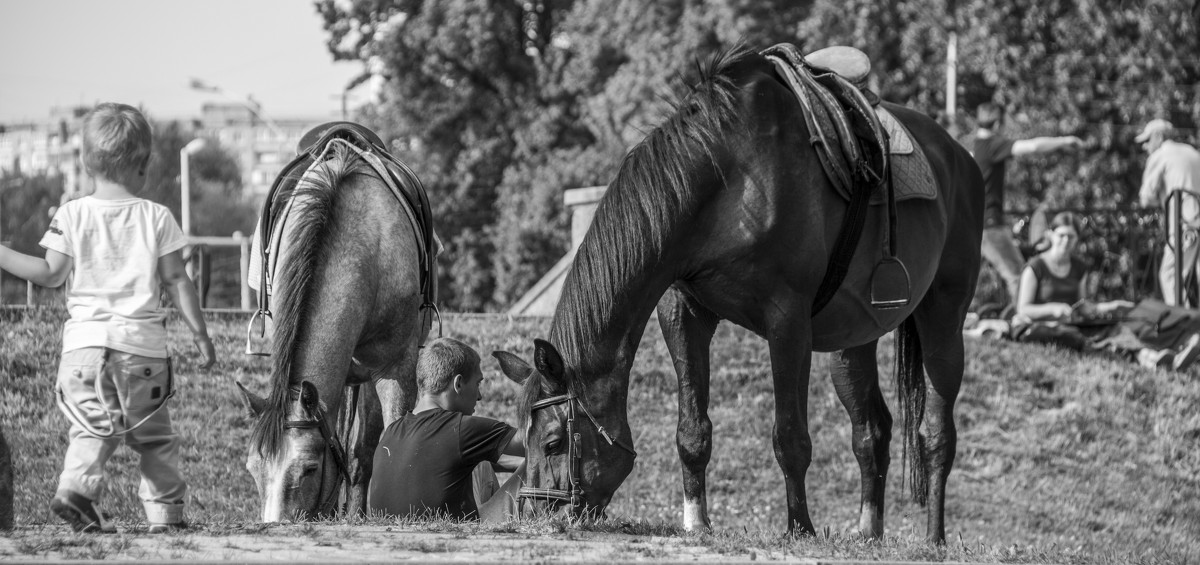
left=1167, top=190, right=1187, bottom=306
left=236, top=230, right=251, bottom=311
left=0, top=424, right=12, bottom=530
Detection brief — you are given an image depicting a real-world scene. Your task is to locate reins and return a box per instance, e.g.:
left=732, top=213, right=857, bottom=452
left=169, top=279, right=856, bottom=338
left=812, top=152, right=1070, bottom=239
left=517, top=392, right=637, bottom=511
left=282, top=386, right=356, bottom=516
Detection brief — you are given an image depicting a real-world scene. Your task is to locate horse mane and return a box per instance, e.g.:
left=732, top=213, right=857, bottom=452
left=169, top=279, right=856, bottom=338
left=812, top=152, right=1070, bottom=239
left=520, top=45, right=755, bottom=424
left=250, top=143, right=374, bottom=456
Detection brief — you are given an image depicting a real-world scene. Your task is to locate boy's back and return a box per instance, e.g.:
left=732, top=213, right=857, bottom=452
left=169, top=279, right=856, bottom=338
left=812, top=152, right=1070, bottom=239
left=41, top=196, right=186, bottom=357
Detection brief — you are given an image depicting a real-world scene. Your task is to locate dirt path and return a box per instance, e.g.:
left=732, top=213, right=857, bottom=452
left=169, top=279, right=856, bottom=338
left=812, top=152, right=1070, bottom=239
left=0, top=524, right=799, bottom=562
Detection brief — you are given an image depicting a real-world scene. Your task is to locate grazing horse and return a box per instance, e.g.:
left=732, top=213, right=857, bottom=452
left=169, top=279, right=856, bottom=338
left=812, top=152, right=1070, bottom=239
left=496, top=46, right=982, bottom=543
left=236, top=137, right=432, bottom=521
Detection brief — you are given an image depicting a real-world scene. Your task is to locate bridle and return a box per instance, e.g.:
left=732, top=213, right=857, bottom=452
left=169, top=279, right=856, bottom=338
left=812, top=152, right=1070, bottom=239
left=517, top=392, right=637, bottom=512
left=281, top=386, right=356, bottom=517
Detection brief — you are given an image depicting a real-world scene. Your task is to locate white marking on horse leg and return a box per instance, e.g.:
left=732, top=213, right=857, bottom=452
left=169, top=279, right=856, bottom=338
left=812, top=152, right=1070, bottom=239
left=858, top=502, right=883, bottom=538
left=683, top=494, right=710, bottom=531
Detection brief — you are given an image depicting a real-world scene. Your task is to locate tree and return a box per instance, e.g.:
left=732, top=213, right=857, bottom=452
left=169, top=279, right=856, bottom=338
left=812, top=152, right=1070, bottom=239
left=318, top=0, right=816, bottom=311
left=800, top=0, right=1200, bottom=212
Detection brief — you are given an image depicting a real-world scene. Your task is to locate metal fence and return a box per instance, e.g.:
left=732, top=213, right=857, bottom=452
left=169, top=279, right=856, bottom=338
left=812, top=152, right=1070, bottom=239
left=0, top=212, right=1173, bottom=312
left=974, top=206, right=1164, bottom=308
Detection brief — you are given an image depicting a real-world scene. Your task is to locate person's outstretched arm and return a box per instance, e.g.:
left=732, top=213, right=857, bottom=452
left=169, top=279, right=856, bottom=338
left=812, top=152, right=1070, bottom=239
left=1012, top=135, right=1084, bottom=157
left=158, top=250, right=216, bottom=369
left=0, top=246, right=71, bottom=287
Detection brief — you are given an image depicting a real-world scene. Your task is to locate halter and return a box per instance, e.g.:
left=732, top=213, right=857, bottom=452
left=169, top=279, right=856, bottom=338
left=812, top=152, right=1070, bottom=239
left=281, top=385, right=356, bottom=517
left=517, top=392, right=637, bottom=512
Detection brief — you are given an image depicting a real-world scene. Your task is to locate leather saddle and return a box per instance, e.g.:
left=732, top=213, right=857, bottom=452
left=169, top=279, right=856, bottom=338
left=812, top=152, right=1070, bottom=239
left=762, top=43, right=910, bottom=313
left=253, top=121, right=438, bottom=328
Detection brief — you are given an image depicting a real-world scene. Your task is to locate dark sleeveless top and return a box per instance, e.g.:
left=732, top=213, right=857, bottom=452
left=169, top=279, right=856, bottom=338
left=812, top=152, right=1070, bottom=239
left=1026, top=255, right=1087, bottom=305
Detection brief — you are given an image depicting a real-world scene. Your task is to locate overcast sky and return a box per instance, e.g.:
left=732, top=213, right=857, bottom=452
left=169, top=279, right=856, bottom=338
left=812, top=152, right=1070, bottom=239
left=0, top=0, right=364, bottom=123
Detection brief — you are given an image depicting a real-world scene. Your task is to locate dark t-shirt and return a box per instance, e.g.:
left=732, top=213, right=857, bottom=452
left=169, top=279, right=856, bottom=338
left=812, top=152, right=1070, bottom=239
left=367, top=407, right=516, bottom=519
left=973, top=134, right=1016, bottom=228
left=1026, top=255, right=1087, bottom=305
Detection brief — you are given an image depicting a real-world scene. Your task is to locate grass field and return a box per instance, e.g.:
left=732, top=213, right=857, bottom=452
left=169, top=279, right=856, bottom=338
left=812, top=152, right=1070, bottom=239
left=2, top=306, right=1199, bottom=563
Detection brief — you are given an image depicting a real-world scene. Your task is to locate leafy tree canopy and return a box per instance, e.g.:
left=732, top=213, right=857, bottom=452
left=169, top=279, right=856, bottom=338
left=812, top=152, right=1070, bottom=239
left=319, top=0, right=1199, bottom=312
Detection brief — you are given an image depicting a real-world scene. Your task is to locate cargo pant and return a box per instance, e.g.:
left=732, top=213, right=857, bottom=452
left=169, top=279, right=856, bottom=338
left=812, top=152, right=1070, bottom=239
left=55, top=348, right=186, bottom=524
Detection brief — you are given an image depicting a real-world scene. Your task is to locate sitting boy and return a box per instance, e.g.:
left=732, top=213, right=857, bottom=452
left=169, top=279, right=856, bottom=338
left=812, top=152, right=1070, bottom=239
left=367, top=337, right=524, bottom=521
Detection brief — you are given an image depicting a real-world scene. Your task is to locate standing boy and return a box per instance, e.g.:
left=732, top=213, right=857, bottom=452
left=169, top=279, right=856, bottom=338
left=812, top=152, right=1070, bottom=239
left=0, top=102, right=215, bottom=533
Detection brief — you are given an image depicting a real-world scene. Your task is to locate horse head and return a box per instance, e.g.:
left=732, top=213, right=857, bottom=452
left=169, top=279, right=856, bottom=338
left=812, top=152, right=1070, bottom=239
left=237, top=380, right=345, bottom=522
left=494, top=339, right=637, bottom=520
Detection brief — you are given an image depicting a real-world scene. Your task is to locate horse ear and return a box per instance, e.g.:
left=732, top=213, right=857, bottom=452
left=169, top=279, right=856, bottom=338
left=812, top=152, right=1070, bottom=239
left=235, top=381, right=268, bottom=419
left=492, top=351, right=533, bottom=385
left=300, top=380, right=320, bottom=413
left=533, top=339, right=566, bottom=383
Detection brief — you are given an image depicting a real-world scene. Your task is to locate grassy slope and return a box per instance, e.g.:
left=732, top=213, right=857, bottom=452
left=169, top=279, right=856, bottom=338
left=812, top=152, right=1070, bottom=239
left=2, top=307, right=1198, bottom=563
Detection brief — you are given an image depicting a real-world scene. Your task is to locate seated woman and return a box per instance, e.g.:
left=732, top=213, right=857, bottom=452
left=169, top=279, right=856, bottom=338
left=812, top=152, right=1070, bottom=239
left=1011, top=211, right=1198, bottom=370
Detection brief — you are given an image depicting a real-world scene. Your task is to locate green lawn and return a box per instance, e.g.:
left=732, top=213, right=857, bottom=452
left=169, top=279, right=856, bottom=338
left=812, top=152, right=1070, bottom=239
left=2, top=306, right=1198, bottom=563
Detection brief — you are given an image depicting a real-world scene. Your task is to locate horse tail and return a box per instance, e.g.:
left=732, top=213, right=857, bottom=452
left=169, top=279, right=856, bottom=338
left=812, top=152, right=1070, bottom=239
left=895, top=315, right=928, bottom=506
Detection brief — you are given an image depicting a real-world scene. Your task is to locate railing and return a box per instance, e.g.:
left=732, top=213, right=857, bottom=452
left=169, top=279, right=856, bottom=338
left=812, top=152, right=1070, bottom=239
left=0, top=232, right=255, bottom=310
left=974, top=206, right=1164, bottom=308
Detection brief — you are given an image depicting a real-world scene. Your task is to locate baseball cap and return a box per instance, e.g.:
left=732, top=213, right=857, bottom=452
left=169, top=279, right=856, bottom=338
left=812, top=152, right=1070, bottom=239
left=1134, top=119, right=1173, bottom=142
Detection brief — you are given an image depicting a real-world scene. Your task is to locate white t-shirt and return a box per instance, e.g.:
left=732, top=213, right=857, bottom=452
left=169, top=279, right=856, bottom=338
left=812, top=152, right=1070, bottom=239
left=39, top=196, right=187, bottom=357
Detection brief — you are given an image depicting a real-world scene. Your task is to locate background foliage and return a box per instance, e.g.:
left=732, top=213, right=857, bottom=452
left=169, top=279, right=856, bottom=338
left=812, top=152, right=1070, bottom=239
left=317, top=0, right=1199, bottom=312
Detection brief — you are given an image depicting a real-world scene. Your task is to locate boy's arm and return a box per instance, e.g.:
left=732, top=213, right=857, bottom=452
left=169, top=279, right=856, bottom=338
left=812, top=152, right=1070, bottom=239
left=0, top=246, right=72, bottom=287
left=158, top=250, right=215, bottom=368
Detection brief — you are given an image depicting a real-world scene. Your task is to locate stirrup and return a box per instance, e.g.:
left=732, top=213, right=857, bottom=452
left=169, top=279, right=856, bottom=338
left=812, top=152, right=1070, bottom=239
left=870, top=256, right=911, bottom=309
left=245, top=309, right=272, bottom=356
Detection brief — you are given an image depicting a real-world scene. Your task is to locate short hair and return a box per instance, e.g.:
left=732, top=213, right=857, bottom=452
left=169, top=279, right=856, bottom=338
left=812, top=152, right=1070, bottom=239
left=976, top=102, right=1005, bottom=130
left=416, top=337, right=481, bottom=395
left=1048, top=211, right=1083, bottom=235
left=81, top=103, right=153, bottom=188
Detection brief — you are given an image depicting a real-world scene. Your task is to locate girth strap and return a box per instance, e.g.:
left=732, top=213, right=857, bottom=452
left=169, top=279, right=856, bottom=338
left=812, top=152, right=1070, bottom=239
left=762, top=44, right=892, bottom=316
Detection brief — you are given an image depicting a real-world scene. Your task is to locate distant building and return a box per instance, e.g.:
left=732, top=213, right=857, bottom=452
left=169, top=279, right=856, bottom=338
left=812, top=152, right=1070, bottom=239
left=0, top=105, right=87, bottom=194
left=196, top=102, right=323, bottom=200
left=0, top=102, right=328, bottom=205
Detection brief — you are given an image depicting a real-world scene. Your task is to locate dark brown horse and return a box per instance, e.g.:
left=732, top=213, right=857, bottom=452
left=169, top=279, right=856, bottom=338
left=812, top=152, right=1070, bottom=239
left=497, top=46, right=982, bottom=543
left=236, top=140, right=431, bottom=521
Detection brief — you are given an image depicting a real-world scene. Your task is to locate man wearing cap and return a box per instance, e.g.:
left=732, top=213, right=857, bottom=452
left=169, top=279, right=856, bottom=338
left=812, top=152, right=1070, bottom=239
left=972, top=102, right=1085, bottom=306
left=1137, top=119, right=1200, bottom=306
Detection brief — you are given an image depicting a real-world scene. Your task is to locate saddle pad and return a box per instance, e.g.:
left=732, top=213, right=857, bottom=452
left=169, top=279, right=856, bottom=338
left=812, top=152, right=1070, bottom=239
left=248, top=158, right=328, bottom=296
left=870, top=107, right=937, bottom=206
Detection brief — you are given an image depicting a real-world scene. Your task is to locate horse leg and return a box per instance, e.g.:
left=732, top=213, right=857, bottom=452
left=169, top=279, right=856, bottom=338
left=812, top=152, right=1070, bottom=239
left=657, top=285, right=720, bottom=531
left=344, top=382, right=381, bottom=516
left=767, top=319, right=816, bottom=535
left=829, top=340, right=891, bottom=538
left=912, top=303, right=965, bottom=544
left=374, top=377, right=411, bottom=428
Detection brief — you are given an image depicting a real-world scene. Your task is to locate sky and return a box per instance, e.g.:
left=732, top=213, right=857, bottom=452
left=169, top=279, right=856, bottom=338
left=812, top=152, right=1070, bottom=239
left=0, top=0, right=365, bottom=123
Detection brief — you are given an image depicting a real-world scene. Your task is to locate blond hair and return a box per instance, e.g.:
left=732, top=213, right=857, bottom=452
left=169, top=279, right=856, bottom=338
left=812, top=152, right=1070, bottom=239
left=81, top=103, right=152, bottom=189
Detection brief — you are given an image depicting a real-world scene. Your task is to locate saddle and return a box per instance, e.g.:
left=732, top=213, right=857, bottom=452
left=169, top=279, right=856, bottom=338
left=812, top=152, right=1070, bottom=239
left=762, top=43, right=915, bottom=313
left=247, top=122, right=438, bottom=354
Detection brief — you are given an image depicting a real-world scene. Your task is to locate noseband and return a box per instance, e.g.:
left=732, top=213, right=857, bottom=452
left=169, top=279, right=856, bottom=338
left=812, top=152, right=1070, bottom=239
left=518, top=392, right=637, bottom=511
left=282, top=389, right=355, bottom=516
